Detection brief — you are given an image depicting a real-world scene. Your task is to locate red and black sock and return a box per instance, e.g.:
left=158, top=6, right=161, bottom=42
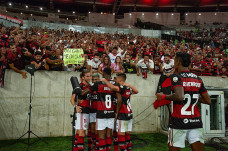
left=91, top=133, right=96, bottom=151
left=118, top=135, right=127, bottom=151
left=73, top=133, right=79, bottom=151
left=98, top=138, right=106, bottom=151
left=106, top=137, right=112, bottom=151
left=113, top=131, right=118, bottom=151
left=95, top=134, right=99, bottom=151
left=125, top=133, right=132, bottom=151
left=77, top=136, right=84, bottom=151
left=87, top=132, right=92, bottom=151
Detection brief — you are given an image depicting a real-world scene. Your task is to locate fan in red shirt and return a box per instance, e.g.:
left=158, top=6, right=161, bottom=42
left=190, top=53, right=202, bottom=76
left=201, top=55, right=214, bottom=76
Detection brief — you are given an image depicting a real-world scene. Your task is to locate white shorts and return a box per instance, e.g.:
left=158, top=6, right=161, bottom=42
left=75, top=113, right=89, bottom=130
left=96, top=118, right=114, bottom=130
left=89, top=113, right=96, bottom=123
left=116, top=119, right=133, bottom=133
left=168, top=128, right=204, bottom=148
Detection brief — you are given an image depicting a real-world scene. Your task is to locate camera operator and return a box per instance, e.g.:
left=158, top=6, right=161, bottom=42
left=30, top=51, right=49, bottom=70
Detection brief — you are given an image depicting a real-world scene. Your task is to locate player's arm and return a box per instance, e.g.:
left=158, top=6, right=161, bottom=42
left=81, top=88, right=90, bottom=96
left=198, top=80, right=211, bottom=105
left=81, top=82, right=98, bottom=95
left=156, top=74, right=185, bottom=102
left=100, top=78, right=120, bottom=92
left=116, top=93, right=122, bottom=114
left=125, top=83, right=138, bottom=94
left=70, top=94, right=76, bottom=106
left=199, top=92, right=211, bottom=105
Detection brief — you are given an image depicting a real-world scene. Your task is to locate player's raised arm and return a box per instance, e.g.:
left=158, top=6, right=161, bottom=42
left=125, top=83, right=138, bottom=94
left=100, top=78, right=120, bottom=92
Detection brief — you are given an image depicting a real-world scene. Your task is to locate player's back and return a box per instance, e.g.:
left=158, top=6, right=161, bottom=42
left=93, top=80, right=117, bottom=118
left=170, top=71, right=207, bottom=129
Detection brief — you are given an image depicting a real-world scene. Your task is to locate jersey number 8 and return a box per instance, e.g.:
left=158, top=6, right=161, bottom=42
left=105, top=95, right=112, bottom=109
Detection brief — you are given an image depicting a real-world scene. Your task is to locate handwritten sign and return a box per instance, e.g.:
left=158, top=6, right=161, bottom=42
left=63, top=48, right=84, bottom=65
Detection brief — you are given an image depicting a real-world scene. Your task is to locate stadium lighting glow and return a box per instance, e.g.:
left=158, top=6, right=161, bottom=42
left=199, top=13, right=201, bottom=15
left=89, top=11, right=91, bottom=13
left=129, top=13, right=132, bottom=16
left=5, top=10, right=7, bottom=13
left=142, top=13, right=144, bottom=16
left=156, top=13, right=159, bottom=16
left=73, top=11, right=75, bottom=14
left=171, top=13, right=174, bottom=15
left=26, top=5, right=28, bottom=8
left=67, top=18, right=68, bottom=20
left=215, top=13, right=217, bottom=15
left=185, top=13, right=188, bottom=16
left=40, top=7, right=43, bottom=11
left=21, top=12, right=23, bottom=15
left=30, top=14, right=32, bottom=16
left=101, top=12, right=103, bottom=14
left=113, top=13, right=115, bottom=15
left=9, top=3, right=12, bottom=6
left=58, top=10, right=60, bottom=13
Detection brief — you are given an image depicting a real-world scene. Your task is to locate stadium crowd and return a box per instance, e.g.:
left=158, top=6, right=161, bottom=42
left=177, top=26, right=228, bottom=45
left=0, top=23, right=228, bottom=87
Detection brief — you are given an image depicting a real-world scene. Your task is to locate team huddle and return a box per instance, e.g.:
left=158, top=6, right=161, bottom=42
left=70, top=68, right=138, bottom=151
left=71, top=52, right=211, bottom=151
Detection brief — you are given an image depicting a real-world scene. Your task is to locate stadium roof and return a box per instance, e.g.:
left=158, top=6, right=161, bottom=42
left=3, top=0, right=228, bottom=15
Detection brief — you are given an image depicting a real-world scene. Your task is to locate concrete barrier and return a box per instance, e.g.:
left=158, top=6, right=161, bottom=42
left=0, top=70, right=228, bottom=140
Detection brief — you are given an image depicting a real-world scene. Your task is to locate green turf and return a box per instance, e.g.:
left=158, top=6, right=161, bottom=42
left=0, top=133, right=216, bottom=151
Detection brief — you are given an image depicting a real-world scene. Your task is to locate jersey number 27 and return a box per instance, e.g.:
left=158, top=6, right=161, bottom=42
left=181, top=94, right=199, bottom=115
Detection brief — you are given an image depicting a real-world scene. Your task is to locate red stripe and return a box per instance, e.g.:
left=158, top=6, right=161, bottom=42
left=96, top=101, right=114, bottom=111
left=119, top=104, right=131, bottom=113
left=200, top=91, right=207, bottom=94
left=161, top=77, right=172, bottom=88
left=173, top=85, right=183, bottom=89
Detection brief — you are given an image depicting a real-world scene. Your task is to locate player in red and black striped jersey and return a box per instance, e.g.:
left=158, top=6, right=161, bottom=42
left=81, top=67, right=121, bottom=151
left=88, top=74, right=100, bottom=151
left=70, top=70, right=91, bottom=151
left=101, top=73, right=138, bottom=151
left=156, top=52, right=211, bottom=151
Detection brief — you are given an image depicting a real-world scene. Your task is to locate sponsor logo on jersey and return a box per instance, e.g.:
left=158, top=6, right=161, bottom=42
left=183, top=82, right=201, bottom=87
left=183, top=118, right=189, bottom=124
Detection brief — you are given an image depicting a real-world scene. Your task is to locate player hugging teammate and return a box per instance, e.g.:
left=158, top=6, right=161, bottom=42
left=72, top=68, right=138, bottom=151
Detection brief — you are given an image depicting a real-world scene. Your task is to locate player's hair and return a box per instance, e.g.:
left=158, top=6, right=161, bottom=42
left=92, top=73, right=99, bottom=78
left=175, top=52, right=191, bottom=67
left=116, top=73, right=126, bottom=81
left=103, top=67, right=112, bottom=76
left=81, top=69, right=90, bottom=77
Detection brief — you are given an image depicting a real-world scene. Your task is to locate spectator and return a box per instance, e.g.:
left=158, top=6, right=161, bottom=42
left=105, top=46, right=121, bottom=63
left=113, top=56, right=124, bottom=73
left=87, top=53, right=101, bottom=74
left=122, top=54, right=137, bottom=74
left=153, top=55, right=162, bottom=74
left=98, top=55, right=114, bottom=74
left=136, top=54, right=154, bottom=76
left=190, top=52, right=203, bottom=76
left=46, top=49, right=64, bottom=71
left=75, top=54, right=89, bottom=72
left=30, top=51, right=49, bottom=70
left=220, top=66, right=228, bottom=78
left=201, top=54, right=214, bottom=76
left=64, top=64, right=76, bottom=71
left=0, top=47, right=8, bottom=87
left=160, top=54, right=174, bottom=77
left=8, top=45, right=32, bottom=79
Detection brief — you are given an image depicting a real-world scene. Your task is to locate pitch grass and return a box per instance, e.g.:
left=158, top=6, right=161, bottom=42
left=0, top=133, right=216, bottom=151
